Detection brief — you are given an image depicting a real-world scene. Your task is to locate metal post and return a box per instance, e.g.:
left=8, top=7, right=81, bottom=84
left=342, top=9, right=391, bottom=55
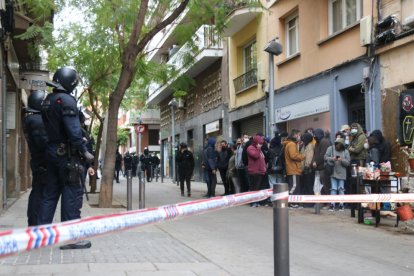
left=127, top=169, right=132, bottom=210
left=273, top=183, right=289, bottom=276
left=268, top=52, right=275, bottom=136
left=160, top=141, right=164, bottom=183
left=138, top=170, right=145, bottom=209
left=171, top=105, right=176, bottom=183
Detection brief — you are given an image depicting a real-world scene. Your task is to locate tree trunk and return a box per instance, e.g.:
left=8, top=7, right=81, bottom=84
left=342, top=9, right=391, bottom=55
left=89, top=119, right=103, bottom=193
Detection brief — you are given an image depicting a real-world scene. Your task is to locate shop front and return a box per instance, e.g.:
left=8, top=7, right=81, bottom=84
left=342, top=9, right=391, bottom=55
left=274, top=59, right=381, bottom=139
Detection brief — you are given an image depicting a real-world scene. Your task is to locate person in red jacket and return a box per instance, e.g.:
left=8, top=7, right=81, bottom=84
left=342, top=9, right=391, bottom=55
left=247, top=134, right=266, bottom=207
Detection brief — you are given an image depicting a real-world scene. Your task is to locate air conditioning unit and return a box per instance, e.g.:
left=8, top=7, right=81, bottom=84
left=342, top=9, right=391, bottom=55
left=404, top=14, right=414, bottom=27
left=168, top=44, right=180, bottom=58
left=360, top=16, right=372, bottom=46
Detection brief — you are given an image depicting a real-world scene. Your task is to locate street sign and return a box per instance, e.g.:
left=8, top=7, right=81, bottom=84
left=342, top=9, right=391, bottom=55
left=135, top=125, right=145, bottom=134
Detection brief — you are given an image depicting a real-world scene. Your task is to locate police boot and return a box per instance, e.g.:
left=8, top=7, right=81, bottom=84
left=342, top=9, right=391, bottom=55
left=60, top=240, right=92, bottom=250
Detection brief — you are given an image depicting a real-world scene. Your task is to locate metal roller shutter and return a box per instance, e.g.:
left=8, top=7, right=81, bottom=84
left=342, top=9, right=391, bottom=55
left=240, top=114, right=264, bottom=137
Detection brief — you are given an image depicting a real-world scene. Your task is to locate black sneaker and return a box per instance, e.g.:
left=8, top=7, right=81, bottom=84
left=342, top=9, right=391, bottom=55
left=329, top=205, right=335, bottom=212
left=60, top=240, right=92, bottom=250
left=289, top=204, right=299, bottom=209
left=339, top=205, right=345, bottom=212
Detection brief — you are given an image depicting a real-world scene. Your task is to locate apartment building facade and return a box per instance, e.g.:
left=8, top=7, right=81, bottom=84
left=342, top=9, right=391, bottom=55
left=374, top=0, right=414, bottom=173
left=265, top=0, right=380, bottom=136
left=146, top=9, right=227, bottom=180
left=0, top=0, right=51, bottom=210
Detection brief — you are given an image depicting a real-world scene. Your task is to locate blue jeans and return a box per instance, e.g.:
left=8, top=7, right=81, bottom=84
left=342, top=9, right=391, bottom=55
left=330, top=177, right=345, bottom=207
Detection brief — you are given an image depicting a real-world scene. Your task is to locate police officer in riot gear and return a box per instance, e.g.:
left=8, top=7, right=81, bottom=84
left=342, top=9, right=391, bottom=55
left=23, top=90, right=48, bottom=226
left=38, top=66, right=94, bottom=249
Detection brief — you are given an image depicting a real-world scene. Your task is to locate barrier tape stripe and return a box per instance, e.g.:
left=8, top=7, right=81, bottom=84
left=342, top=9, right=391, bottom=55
left=0, top=189, right=413, bottom=259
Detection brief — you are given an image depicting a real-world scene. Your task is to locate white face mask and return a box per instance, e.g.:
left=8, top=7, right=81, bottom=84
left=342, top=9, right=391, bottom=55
left=351, top=129, right=358, bottom=135
left=244, top=138, right=249, bottom=143
left=364, top=143, right=369, bottom=149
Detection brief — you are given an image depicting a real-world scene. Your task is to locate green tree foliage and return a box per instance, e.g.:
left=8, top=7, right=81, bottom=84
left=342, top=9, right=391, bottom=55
left=21, top=0, right=261, bottom=207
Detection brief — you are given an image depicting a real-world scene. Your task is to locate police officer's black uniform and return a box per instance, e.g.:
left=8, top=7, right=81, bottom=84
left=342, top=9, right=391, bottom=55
left=23, top=90, right=48, bottom=226
left=38, top=67, right=94, bottom=249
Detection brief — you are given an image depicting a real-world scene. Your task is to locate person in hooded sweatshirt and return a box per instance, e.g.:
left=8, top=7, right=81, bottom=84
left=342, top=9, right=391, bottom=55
left=247, top=134, right=267, bottom=207
left=300, top=132, right=315, bottom=196
left=283, top=129, right=305, bottom=208
left=348, top=123, right=368, bottom=166
left=325, top=137, right=350, bottom=211
left=312, top=128, right=332, bottom=196
left=368, top=129, right=391, bottom=164
left=203, top=137, right=218, bottom=197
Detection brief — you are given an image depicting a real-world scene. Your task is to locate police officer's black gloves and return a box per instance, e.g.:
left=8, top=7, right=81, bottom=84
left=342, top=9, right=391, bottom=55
left=83, top=151, right=94, bottom=164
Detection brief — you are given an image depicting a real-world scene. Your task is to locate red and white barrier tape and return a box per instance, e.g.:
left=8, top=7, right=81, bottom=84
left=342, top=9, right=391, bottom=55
left=0, top=189, right=413, bottom=259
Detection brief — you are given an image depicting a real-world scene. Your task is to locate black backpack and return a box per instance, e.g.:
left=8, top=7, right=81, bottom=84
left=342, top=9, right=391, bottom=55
left=276, top=145, right=286, bottom=174
left=268, top=145, right=285, bottom=174
left=242, top=144, right=249, bottom=167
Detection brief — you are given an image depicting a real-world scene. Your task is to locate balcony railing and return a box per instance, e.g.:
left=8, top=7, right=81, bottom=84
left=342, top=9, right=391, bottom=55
left=233, top=68, right=257, bottom=94
left=149, top=24, right=222, bottom=96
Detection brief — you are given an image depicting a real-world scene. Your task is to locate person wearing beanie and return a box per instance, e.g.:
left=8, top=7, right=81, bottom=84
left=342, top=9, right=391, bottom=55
left=324, top=137, right=350, bottom=211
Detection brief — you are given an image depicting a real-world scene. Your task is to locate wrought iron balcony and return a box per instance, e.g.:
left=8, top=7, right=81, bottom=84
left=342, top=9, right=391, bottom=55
left=233, top=68, right=257, bottom=94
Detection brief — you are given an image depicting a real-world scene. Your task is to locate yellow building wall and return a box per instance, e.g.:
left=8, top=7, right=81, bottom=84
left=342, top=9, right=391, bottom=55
left=267, top=0, right=370, bottom=89
left=228, top=16, right=267, bottom=110
left=380, top=40, right=414, bottom=89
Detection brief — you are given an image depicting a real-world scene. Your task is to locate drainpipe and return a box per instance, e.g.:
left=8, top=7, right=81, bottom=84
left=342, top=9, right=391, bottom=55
left=0, top=45, right=6, bottom=208
left=333, top=75, right=339, bottom=139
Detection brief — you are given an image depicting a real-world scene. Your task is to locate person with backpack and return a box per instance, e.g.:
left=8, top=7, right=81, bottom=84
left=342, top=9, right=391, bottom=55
left=283, top=129, right=305, bottom=208
left=267, top=132, right=285, bottom=187
left=235, top=135, right=251, bottom=192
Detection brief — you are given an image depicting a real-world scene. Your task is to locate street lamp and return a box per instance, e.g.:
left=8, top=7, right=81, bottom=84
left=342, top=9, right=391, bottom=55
left=264, top=38, right=282, bottom=137
left=168, top=98, right=178, bottom=183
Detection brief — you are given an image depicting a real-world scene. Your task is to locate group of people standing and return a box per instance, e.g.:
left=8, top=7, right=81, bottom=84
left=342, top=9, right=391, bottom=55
left=115, top=149, right=160, bottom=183
left=197, top=122, right=391, bottom=210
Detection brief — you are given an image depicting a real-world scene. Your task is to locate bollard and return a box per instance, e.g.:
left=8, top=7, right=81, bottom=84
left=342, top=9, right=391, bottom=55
left=314, top=197, right=321, bottom=214
left=127, top=169, right=132, bottom=210
left=273, top=183, right=289, bottom=276
left=138, top=168, right=145, bottom=209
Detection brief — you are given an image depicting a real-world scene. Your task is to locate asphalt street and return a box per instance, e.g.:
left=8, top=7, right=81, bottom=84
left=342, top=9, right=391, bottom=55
left=0, top=174, right=413, bottom=275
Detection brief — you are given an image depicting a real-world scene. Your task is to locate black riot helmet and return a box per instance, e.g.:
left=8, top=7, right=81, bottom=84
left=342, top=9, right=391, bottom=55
left=49, top=67, right=79, bottom=93
left=28, top=90, right=46, bottom=111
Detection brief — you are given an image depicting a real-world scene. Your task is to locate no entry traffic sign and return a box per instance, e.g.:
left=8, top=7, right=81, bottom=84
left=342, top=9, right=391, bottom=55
left=135, top=125, right=145, bottom=133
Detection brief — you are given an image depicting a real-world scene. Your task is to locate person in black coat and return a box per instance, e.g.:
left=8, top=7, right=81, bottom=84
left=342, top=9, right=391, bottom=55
left=217, top=140, right=232, bottom=195
left=176, top=143, right=195, bottom=197
left=115, top=150, right=122, bottom=183
left=124, top=152, right=133, bottom=176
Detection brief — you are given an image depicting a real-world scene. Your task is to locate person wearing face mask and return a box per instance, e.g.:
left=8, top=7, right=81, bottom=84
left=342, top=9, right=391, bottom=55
left=217, top=140, right=232, bottom=195
left=324, top=138, right=350, bottom=211
left=348, top=123, right=368, bottom=167
left=247, top=134, right=267, bottom=207
left=340, top=124, right=351, bottom=148
left=283, top=129, right=305, bottom=208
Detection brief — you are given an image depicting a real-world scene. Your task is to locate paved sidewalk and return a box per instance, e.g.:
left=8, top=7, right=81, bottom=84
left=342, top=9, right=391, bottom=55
left=0, top=176, right=230, bottom=276
left=1, top=175, right=414, bottom=276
